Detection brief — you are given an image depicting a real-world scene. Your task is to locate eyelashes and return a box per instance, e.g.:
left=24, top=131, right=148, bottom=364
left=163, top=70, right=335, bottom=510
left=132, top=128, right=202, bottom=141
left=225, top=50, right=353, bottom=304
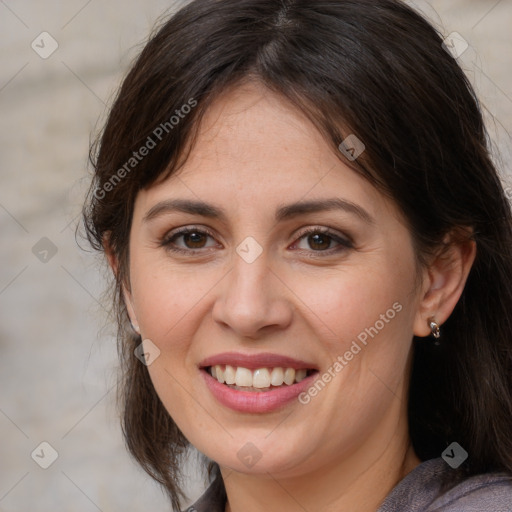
left=161, top=226, right=219, bottom=254
left=290, top=226, right=354, bottom=253
left=160, top=225, right=354, bottom=257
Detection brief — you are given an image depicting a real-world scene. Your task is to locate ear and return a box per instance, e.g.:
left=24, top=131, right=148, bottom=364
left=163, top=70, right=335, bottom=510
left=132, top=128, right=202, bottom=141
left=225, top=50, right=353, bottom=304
left=413, top=230, right=476, bottom=337
left=104, top=235, right=140, bottom=335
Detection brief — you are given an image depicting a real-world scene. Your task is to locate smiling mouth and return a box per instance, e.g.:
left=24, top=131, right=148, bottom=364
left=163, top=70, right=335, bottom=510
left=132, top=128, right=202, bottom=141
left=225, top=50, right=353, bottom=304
left=206, top=365, right=317, bottom=392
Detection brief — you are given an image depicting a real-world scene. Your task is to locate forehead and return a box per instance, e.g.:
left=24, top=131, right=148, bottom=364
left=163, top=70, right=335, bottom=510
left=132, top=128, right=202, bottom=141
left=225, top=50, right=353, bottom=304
left=135, top=82, right=400, bottom=226
left=180, top=82, right=331, bottom=182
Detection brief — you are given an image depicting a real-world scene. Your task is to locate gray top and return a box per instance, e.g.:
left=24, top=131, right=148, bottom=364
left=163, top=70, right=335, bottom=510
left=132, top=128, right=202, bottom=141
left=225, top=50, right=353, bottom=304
left=183, top=458, right=512, bottom=511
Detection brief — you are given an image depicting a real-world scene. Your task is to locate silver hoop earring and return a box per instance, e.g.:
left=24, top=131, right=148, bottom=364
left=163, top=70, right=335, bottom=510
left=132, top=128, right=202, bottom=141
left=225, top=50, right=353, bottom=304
left=429, top=319, right=440, bottom=339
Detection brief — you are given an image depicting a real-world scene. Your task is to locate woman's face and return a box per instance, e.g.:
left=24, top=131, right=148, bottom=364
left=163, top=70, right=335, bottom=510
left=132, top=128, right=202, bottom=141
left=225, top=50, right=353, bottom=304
left=125, top=82, right=426, bottom=479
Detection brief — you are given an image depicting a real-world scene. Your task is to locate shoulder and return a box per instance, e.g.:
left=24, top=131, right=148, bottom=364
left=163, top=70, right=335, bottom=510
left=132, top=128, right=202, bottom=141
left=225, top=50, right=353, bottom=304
left=428, top=469, right=512, bottom=511
left=378, top=458, right=512, bottom=512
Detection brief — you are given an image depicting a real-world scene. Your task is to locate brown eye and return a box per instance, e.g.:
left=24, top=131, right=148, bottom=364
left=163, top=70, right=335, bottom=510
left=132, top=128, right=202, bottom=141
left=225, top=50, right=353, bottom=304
left=182, top=231, right=208, bottom=249
left=162, top=227, right=219, bottom=254
left=292, top=227, right=354, bottom=255
left=307, top=233, right=333, bottom=251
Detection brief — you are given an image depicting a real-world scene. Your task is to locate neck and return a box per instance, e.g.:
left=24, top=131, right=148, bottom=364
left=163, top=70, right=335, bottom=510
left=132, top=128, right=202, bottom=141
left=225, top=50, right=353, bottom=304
left=222, top=420, right=420, bottom=512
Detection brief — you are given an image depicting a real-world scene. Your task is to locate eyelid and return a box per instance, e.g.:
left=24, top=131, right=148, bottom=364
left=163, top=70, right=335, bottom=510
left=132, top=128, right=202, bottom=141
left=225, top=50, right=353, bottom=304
left=291, top=226, right=354, bottom=247
left=160, top=225, right=222, bottom=251
left=163, top=225, right=218, bottom=240
left=160, top=224, right=354, bottom=255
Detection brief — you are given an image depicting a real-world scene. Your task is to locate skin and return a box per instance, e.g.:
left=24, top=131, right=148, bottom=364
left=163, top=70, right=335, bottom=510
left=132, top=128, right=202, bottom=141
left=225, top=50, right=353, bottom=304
left=114, top=81, right=476, bottom=512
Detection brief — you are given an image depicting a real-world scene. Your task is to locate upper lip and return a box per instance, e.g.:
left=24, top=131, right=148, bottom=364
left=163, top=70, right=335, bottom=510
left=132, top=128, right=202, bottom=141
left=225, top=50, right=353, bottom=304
left=199, top=352, right=318, bottom=370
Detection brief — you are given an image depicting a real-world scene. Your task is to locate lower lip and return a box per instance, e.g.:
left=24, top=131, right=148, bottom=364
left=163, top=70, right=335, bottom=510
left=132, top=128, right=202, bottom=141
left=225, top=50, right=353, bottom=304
left=201, top=369, right=317, bottom=413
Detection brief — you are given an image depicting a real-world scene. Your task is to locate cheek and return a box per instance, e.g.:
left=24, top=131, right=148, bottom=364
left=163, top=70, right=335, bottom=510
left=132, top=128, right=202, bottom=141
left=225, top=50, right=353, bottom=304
left=129, top=263, right=220, bottom=430
left=289, top=262, right=415, bottom=353
left=292, top=269, right=415, bottom=445
left=287, top=256, right=418, bottom=424
left=130, top=255, right=216, bottom=336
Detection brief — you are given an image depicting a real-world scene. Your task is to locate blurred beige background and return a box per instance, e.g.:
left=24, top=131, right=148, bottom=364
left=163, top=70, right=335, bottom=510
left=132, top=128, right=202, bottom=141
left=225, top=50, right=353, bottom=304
left=0, top=1, right=510, bottom=511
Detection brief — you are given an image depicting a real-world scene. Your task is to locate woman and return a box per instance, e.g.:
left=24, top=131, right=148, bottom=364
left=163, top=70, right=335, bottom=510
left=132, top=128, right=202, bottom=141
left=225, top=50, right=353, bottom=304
left=83, top=0, right=512, bottom=510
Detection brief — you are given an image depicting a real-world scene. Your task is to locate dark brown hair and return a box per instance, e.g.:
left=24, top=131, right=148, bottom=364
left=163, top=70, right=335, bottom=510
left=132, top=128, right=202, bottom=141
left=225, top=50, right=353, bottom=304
left=82, top=0, right=512, bottom=509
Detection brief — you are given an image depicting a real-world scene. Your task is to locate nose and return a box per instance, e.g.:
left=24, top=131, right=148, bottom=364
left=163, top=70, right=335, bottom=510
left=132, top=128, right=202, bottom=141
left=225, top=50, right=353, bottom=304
left=211, top=253, right=294, bottom=339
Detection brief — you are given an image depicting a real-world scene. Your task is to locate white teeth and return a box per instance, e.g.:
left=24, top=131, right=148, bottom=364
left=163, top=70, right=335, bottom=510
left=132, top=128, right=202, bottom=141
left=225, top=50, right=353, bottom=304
left=210, top=365, right=311, bottom=388
left=295, top=369, right=307, bottom=382
left=284, top=368, right=296, bottom=385
left=253, top=368, right=271, bottom=388
left=270, top=367, right=284, bottom=386
left=224, top=365, right=236, bottom=385
left=235, top=367, right=253, bottom=387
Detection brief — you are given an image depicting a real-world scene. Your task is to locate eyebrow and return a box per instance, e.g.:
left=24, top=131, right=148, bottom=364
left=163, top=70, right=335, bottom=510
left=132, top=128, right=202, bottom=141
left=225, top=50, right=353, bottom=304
left=143, top=199, right=227, bottom=223
left=275, top=198, right=374, bottom=224
left=143, top=198, right=374, bottom=224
